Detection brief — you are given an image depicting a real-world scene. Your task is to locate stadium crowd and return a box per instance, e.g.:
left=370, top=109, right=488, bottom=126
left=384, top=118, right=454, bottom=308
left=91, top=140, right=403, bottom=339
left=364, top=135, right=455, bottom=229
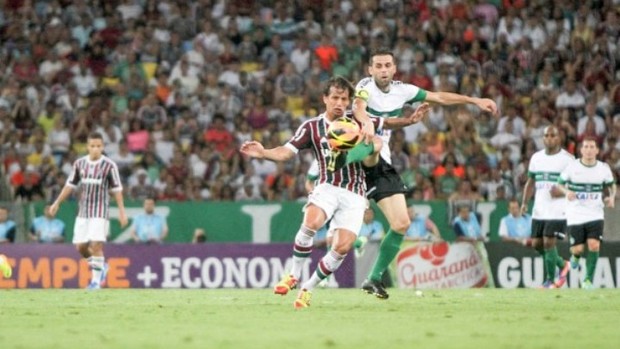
left=0, top=0, right=619, bottom=204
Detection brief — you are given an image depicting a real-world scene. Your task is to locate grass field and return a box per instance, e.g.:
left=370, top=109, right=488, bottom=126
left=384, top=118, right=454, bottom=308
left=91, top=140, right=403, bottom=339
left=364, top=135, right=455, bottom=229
left=1, top=288, right=619, bottom=349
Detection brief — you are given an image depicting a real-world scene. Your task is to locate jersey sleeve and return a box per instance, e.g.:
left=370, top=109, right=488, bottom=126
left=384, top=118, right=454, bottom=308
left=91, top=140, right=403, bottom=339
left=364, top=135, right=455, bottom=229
left=285, top=120, right=313, bottom=153
left=558, top=163, right=572, bottom=184
left=527, top=154, right=537, bottom=178
left=404, top=84, right=427, bottom=104
left=498, top=218, right=509, bottom=237
left=108, top=162, right=123, bottom=192
left=66, top=161, right=81, bottom=188
left=354, top=78, right=372, bottom=102
left=602, top=163, right=616, bottom=185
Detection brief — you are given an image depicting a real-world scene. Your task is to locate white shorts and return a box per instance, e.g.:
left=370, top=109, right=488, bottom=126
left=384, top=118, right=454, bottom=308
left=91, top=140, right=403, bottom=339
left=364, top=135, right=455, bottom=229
left=73, top=217, right=109, bottom=244
left=307, top=184, right=366, bottom=235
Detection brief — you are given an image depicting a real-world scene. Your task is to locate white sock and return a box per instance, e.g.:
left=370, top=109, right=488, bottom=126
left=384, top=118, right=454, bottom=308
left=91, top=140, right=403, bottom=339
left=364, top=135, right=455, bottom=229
left=302, top=250, right=345, bottom=291
left=90, top=256, right=105, bottom=284
left=290, top=226, right=315, bottom=279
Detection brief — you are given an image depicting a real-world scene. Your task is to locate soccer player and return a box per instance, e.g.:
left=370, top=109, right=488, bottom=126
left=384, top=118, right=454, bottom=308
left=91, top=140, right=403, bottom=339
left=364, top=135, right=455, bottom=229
left=349, top=48, right=498, bottom=299
left=240, top=76, right=380, bottom=308
left=50, top=132, right=128, bottom=289
left=240, top=76, right=428, bottom=308
left=521, top=126, right=573, bottom=288
left=556, top=137, right=616, bottom=289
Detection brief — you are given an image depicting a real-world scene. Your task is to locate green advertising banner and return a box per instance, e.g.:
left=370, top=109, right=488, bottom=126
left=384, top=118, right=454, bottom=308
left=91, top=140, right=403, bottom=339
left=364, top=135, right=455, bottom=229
left=29, top=200, right=510, bottom=243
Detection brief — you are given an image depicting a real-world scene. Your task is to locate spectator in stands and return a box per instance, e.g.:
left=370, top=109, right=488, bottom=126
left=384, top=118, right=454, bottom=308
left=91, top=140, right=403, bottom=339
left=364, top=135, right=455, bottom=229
left=359, top=207, right=385, bottom=242
left=0, top=206, right=16, bottom=243
left=405, top=206, right=442, bottom=242
left=192, top=228, right=207, bottom=243
left=453, top=205, right=483, bottom=242
left=29, top=204, right=65, bottom=243
left=128, top=198, right=168, bottom=244
left=499, top=199, right=532, bottom=245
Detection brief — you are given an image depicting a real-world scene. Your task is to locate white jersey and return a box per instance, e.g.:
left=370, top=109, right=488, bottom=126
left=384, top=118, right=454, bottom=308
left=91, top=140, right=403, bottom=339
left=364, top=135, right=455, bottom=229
left=355, top=77, right=427, bottom=164
left=528, top=149, right=574, bottom=220
left=559, top=159, right=615, bottom=225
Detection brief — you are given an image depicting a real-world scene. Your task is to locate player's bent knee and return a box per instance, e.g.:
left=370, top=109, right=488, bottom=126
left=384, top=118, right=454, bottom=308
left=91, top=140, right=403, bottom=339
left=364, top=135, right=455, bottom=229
left=391, top=219, right=410, bottom=234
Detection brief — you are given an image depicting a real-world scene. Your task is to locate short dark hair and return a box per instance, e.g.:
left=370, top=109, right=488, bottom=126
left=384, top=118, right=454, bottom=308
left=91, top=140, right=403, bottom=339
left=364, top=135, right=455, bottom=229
left=87, top=131, right=104, bottom=141
left=369, top=48, right=395, bottom=65
left=322, top=76, right=354, bottom=98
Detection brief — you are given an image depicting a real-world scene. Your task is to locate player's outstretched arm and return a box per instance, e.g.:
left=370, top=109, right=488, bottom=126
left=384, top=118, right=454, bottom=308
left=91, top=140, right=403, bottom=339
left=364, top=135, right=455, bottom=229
left=240, top=141, right=295, bottom=162
left=424, top=91, right=498, bottom=116
left=383, top=103, right=431, bottom=130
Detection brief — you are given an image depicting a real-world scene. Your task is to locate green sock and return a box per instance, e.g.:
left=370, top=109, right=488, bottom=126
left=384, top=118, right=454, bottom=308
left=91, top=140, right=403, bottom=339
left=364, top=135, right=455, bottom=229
left=544, top=248, right=558, bottom=282
left=368, top=229, right=404, bottom=282
left=536, top=247, right=548, bottom=281
left=345, top=142, right=374, bottom=165
left=354, top=238, right=363, bottom=249
left=586, top=251, right=599, bottom=282
left=555, top=251, right=566, bottom=269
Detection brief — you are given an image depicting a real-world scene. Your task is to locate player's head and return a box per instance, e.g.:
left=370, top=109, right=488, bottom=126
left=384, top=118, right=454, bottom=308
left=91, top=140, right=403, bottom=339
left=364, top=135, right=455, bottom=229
left=323, top=76, right=354, bottom=119
left=508, top=199, right=520, bottom=217
left=580, top=136, right=600, bottom=161
left=542, top=125, right=560, bottom=151
left=144, top=197, right=156, bottom=214
left=86, top=132, right=104, bottom=160
left=368, top=48, right=397, bottom=89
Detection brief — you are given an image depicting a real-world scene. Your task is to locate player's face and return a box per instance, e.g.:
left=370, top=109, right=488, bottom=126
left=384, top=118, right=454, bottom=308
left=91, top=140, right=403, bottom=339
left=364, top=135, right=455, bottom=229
left=369, top=54, right=397, bottom=89
left=86, top=138, right=104, bottom=160
left=323, top=86, right=351, bottom=120
left=580, top=140, right=599, bottom=161
left=542, top=128, right=560, bottom=149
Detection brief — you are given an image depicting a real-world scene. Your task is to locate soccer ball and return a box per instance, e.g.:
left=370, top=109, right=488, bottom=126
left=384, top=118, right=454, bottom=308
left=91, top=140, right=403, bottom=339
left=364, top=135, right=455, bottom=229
left=0, top=254, right=12, bottom=279
left=327, top=118, right=361, bottom=151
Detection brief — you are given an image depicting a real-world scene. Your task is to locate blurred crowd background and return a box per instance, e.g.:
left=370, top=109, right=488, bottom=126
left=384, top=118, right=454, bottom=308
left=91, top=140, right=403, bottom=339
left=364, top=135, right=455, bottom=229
left=0, top=0, right=619, bottom=204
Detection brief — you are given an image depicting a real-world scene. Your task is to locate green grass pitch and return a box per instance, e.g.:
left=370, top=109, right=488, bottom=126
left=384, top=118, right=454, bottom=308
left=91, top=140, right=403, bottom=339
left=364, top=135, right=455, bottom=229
left=1, top=288, right=619, bottom=349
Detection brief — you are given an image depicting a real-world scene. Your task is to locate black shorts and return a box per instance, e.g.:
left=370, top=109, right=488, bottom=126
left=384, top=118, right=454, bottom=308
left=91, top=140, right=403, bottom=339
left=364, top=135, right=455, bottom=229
left=567, top=220, right=604, bottom=246
left=363, top=157, right=407, bottom=202
left=531, top=219, right=566, bottom=239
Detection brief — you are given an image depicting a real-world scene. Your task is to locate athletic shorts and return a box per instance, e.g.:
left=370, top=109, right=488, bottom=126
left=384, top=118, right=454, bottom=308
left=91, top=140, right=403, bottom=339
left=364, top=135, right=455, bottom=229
left=73, top=217, right=109, bottom=244
left=567, top=220, right=604, bottom=246
left=307, top=183, right=366, bottom=235
left=531, top=219, right=566, bottom=239
left=363, top=157, right=407, bottom=202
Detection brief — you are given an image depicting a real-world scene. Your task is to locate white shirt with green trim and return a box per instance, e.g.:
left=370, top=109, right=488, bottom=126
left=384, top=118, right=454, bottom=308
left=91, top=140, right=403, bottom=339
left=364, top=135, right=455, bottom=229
left=355, top=77, right=427, bottom=164
left=527, top=149, right=574, bottom=220
left=559, top=159, right=615, bottom=225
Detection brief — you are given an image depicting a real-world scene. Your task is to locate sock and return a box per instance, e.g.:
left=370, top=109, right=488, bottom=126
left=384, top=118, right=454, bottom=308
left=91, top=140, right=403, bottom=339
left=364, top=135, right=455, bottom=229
left=544, top=248, right=559, bottom=282
left=368, top=229, right=404, bottom=282
left=301, top=250, right=346, bottom=291
left=535, top=246, right=547, bottom=281
left=555, top=251, right=566, bottom=269
left=90, top=256, right=104, bottom=284
left=290, top=226, right=316, bottom=279
left=354, top=238, right=363, bottom=249
left=585, top=251, right=599, bottom=282
left=345, top=142, right=374, bottom=165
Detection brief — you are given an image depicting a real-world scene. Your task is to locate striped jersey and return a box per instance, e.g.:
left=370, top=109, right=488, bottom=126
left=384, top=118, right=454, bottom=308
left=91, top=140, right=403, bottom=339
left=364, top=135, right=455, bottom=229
left=558, top=159, right=615, bottom=225
left=285, top=113, right=383, bottom=196
left=528, top=149, right=574, bottom=220
left=355, top=77, right=427, bottom=164
left=66, top=155, right=123, bottom=219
